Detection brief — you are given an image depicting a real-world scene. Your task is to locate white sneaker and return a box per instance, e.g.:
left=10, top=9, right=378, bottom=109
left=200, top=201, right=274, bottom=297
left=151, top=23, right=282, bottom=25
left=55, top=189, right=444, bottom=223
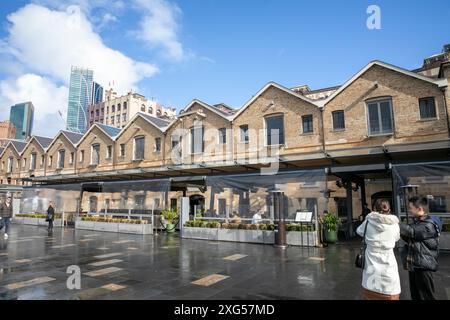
left=4, top=233, right=8, bottom=239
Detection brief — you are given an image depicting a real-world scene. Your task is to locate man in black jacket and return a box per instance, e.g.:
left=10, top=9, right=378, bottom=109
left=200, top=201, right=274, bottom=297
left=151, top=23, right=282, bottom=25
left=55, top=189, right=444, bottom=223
left=400, top=196, right=440, bottom=300
left=0, top=192, right=13, bottom=239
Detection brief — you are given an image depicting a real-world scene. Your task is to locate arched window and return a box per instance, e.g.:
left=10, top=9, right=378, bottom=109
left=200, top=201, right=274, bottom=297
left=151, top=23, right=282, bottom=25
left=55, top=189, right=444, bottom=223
left=112, top=105, right=115, bottom=113
left=123, top=102, right=127, bottom=110
left=156, top=109, right=162, bottom=116
left=148, top=107, right=153, bottom=114
left=117, top=103, right=121, bottom=111
left=141, top=104, right=145, bottom=112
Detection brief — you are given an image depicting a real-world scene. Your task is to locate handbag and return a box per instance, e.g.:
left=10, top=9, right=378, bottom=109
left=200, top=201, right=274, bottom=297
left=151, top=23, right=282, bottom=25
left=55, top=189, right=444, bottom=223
left=355, top=220, right=369, bottom=269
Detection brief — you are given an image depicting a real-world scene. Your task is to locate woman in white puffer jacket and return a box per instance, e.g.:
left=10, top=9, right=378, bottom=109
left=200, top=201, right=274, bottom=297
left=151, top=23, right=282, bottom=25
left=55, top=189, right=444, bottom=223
left=356, top=199, right=401, bottom=300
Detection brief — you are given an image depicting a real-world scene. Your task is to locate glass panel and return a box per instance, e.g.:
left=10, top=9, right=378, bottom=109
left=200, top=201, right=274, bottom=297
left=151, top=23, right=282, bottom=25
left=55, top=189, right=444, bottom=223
left=134, top=137, right=144, bottom=160
left=379, top=101, right=393, bottom=133
left=333, top=111, right=345, bottom=130
left=302, top=115, right=313, bottom=133
left=419, top=98, right=436, bottom=119
left=191, top=126, right=204, bottom=153
left=266, top=115, right=284, bottom=145
left=368, top=103, right=380, bottom=134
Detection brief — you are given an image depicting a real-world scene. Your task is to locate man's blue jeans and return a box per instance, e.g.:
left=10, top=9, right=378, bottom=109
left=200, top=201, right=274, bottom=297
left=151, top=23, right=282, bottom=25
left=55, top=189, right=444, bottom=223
left=0, top=217, right=11, bottom=234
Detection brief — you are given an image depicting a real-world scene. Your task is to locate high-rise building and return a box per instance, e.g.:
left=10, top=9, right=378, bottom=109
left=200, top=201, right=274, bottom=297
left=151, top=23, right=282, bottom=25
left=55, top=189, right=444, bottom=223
left=92, top=82, right=104, bottom=105
left=9, top=102, right=34, bottom=140
left=0, top=121, right=16, bottom=140
left=66, top=66, right=94, bottom=134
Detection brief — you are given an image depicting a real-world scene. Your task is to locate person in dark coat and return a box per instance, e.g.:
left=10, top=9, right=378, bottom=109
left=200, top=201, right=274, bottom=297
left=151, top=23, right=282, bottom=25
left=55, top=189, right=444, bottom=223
left=0, top=192, right=13, bottom=239
left=400, top=196, right=440, bottom=300
left=46, top=202, right=55, bottom=231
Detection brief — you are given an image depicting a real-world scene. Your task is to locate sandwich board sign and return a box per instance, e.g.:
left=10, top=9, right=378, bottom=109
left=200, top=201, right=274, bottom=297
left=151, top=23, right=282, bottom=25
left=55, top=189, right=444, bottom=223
left=295, top=211, right=312, bottom=223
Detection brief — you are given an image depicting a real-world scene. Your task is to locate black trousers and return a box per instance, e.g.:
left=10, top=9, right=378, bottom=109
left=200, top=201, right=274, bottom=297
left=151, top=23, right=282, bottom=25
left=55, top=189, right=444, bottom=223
left=408, top=270, right=436, bottom=300
left=48, top=220, right=53, bottom=230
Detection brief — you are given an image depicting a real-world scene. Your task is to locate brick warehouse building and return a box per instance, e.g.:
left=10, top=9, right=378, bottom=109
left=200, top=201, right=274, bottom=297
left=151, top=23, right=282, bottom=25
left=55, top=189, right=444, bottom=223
left=1, top=46, right=450, bottom=244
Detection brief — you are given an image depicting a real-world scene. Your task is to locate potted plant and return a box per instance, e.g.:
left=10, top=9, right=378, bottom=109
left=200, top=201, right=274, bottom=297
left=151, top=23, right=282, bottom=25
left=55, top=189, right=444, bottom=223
left=161, top=209, right=179, bottom=233
left=322, top=212, right=340, bottom=244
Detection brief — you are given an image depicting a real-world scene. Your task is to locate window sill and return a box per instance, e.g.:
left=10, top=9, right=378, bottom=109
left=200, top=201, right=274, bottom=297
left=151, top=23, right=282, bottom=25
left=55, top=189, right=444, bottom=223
left=238, top=141, right=249, bottom=144
left=300, top=132, right=314, bottom=136
left=367, top=133, right=394, bottom=138
left=264, top=144, right=285, bottom=148
left=132, top=159, right=144, bottom=162
left=331, top=129, right=346, bottom=132
left=417, top=118, right=438, bottom=122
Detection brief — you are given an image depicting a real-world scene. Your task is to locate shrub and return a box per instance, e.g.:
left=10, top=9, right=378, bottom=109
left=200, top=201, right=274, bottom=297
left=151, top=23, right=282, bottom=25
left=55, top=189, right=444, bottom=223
left=248, top=224, right=258, bottom=230
left=208, top=221, right=221, bottom=228
left=238, top=223, right=248, bottom=230
left=161, top=209, right=179, bottom=224
left=259, top=224, right=268, bottom=230
left=321, top=212, right=340, bottom=232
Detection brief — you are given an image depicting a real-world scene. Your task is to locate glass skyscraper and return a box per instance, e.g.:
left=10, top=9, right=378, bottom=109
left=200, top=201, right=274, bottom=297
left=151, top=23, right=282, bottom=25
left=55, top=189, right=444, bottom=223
left=66, top=66, right=94, bottom=133
left=92, top=82, right=104, bottom=105
left=10, top=102, right=34, bottom=140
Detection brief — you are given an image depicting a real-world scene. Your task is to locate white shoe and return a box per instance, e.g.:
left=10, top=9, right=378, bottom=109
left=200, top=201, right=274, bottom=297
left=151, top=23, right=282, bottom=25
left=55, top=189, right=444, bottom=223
left=4, top=234, right=8, bottom=239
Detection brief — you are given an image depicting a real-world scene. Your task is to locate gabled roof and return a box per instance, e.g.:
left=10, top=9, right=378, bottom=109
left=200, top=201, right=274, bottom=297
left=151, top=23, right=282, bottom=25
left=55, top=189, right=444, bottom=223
left=319, top=60, right=446, bottom=107
left=140, top=113, right=171, bottom=128
left=76, top=123, right=120, bottom=147
left=0, top=140, right=27, bottom=157
left=232, top=82, right=319, bottom=120
left=33, top=136, right=53, bottom=150
left=96, top=123, right=121, bottom=137
left=45, top=130, right=83, bottom=152
left=61, top=130, right=83, bottom=145
left=180, top=99, right=234, bottom=121
left=114, top=112, right=171, bottom=140
left=10, top=140, right=27, bottom=154
left=20, top=135, right=53, bottom=156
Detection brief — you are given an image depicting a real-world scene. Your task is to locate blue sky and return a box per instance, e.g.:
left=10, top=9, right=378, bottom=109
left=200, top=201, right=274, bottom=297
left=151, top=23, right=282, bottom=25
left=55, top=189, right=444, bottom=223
left=0, top=0, right=449, bottom=136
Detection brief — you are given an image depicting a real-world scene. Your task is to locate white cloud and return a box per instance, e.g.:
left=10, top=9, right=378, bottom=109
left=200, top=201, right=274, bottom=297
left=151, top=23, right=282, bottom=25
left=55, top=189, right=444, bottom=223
left=6, top=4, right=158, bottom=93
left=0, top=74, right=68, bottom=137
left=133, top=0, right=185, bottom=61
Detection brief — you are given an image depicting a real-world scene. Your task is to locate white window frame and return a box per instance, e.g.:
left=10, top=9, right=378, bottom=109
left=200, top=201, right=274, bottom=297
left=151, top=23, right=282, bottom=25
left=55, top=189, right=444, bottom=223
left=91, top=144, right=100, bottom=165
left=57, top=149, right=65, bottom=169
left=239, top=124, right=249, bottom=143
left=30, top=153, right=37, bottom=171
left=119, top=143, right=125, bottom=157
left=79, top=150, right=85, bottom=163
left=218, top=128, right=227, bottom=145
left=106, top=145, right=112, bottom=159
left=154, top=137, right=161, bottom=153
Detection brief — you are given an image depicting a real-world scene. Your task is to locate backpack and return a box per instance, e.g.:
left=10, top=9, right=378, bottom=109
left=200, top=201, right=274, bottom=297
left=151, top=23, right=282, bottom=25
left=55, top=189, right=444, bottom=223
left=429, top=215, right=442, bottom=236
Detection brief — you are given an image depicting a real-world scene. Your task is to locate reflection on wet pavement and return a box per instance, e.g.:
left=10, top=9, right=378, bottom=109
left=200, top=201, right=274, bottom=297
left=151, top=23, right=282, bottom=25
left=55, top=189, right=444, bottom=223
left=0, top=225, right=449, bottom=300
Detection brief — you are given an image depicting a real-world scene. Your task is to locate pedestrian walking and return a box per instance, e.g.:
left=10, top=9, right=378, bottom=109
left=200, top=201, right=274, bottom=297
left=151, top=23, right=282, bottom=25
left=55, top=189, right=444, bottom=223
left=356, top=199, right=401, bottom=300
left=46, top=201, right=55, bottom=232
left=400, top=196, right=440, bottom=300
left=0, top=192, right=14, bottom=239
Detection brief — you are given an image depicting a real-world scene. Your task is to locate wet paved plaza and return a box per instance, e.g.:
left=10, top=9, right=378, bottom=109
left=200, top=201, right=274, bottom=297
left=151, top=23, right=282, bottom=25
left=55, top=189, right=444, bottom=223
left=0, top=225, right=449, bottom=300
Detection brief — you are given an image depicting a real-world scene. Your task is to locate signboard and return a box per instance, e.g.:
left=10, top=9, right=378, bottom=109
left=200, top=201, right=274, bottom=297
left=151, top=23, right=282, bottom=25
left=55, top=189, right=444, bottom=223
left=295, top=211, right=312, bottom=222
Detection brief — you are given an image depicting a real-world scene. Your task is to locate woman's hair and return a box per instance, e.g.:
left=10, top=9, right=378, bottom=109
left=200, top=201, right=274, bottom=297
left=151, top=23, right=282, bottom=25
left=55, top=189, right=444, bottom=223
left=374, top=199, right=390, bottom=213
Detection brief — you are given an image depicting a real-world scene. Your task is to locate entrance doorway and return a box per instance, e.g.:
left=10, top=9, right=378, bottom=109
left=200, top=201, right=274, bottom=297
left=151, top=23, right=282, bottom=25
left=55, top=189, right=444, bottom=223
left=190, top=194, right=205, bottom=216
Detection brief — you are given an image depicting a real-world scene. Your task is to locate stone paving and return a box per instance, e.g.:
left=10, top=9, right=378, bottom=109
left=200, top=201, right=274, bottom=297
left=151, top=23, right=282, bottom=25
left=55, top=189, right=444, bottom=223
left=0, top=225, right=449, bottom=300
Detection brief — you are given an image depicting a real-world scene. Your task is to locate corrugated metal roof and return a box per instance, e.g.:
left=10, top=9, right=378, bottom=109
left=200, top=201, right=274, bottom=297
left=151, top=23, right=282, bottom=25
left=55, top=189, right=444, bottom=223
left=61, top=130, right=84, bottom=145
left=95, top=123, right=121, bottom=137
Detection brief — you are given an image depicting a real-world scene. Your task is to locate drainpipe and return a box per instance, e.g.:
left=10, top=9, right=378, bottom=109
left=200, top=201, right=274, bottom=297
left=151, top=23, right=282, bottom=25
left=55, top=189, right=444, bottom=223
left=442, top=88, right=450, bottom=139
left=319, top=107, right=326, bottom=155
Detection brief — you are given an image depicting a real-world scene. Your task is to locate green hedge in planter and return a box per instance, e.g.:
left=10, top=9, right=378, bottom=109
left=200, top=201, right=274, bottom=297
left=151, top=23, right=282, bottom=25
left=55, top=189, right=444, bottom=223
left=16, top=213, right=62, bottom=219
left=81, top=217, right=148, bottom=224
left=443, top=224, right=450, bottom=232
left=285, top=224, right=314, bottom=232
left=184, top=222, right=277, bottom=231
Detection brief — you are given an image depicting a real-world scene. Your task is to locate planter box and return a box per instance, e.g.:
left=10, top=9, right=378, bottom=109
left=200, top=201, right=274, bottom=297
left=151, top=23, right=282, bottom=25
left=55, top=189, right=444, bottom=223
left=263, top=230, right=275, bottom=244
left=286, top=231, right=318, bottom=247
left=118, top=223, right=153, bottom=235
left=75, top=220, right=95, bottom=230
left=440, top=232, right=450, bottom=251
left=181, top=227, right=318, bottom=247
left=182, top=227, right=218, bottom=240
left=218, top=229, right=264, bottom=244
left=12, top=217, right=63, bottom=228
left=75, top=219, right=152, bottom=235
left=93, top=221, right=119, bottom=233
